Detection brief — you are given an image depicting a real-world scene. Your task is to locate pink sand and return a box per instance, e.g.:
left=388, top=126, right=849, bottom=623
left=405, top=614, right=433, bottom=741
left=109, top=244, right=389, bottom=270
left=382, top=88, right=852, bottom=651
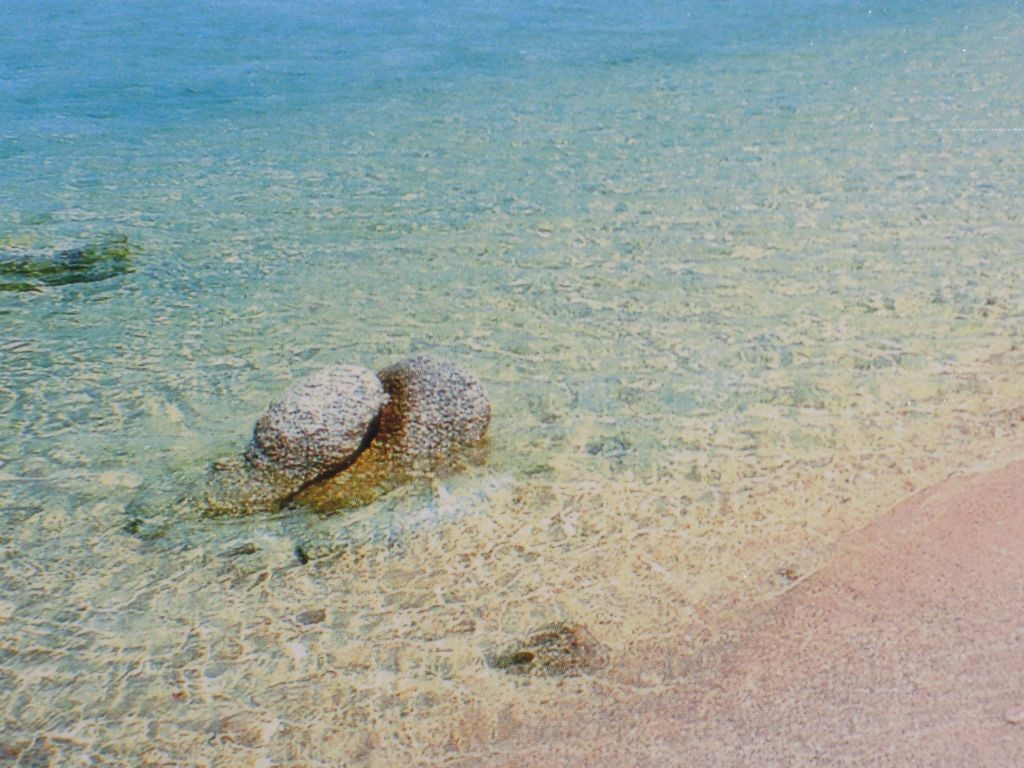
left=471, top=459, right=1024, bottom=766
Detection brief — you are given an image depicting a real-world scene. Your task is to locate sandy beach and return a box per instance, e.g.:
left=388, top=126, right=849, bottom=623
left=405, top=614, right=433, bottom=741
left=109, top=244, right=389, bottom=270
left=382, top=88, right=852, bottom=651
left=465, top=458, right=1024, bottom=767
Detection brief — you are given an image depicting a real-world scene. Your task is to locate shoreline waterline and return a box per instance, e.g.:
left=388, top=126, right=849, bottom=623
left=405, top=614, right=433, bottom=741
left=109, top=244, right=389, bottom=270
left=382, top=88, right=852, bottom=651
left=452, top=455, right=1024, bottom=766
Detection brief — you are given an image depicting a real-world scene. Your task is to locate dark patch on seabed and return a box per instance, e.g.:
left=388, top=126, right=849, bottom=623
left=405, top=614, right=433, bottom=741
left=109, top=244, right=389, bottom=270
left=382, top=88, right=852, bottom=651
left=0, top=236, right=138, bottom=292
left=489, top=622, right=609, bottom=677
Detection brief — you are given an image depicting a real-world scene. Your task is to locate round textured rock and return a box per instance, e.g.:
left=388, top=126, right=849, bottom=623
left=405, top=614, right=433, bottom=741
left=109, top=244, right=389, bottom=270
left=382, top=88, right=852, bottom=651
left=272, top=356, right=491, bottom=514
left=375, top=355, right=491, bottom=470
left=245, top=365, right=386, bottom=484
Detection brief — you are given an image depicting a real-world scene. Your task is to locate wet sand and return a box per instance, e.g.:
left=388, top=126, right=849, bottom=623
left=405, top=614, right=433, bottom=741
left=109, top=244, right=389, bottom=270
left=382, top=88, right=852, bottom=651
left=467, top=458, right=1024, bottom=767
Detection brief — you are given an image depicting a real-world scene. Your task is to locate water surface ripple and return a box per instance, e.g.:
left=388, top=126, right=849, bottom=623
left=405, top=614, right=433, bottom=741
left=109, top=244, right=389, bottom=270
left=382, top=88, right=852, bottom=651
left=1, top=1, right=1023, bottom=764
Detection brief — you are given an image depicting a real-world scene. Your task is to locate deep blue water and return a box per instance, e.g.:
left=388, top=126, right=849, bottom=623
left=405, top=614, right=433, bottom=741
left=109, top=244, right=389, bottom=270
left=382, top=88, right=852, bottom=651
left=0, top=1, right=977, bottom=140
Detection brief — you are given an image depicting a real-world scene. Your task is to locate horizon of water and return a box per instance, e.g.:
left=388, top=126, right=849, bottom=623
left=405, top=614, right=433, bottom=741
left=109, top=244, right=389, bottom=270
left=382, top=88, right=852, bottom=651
left=3, top=1, right=1024, bottom=764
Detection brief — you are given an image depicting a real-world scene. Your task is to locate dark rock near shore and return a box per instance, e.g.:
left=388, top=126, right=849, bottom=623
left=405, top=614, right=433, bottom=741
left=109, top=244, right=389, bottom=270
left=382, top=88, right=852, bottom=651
left=489, top=622, right=609, bottom=677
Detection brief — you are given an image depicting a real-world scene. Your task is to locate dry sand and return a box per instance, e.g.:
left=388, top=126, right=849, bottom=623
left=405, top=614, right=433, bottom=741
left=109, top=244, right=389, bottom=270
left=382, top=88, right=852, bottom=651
left=465, top=458, right=1024, bottom=767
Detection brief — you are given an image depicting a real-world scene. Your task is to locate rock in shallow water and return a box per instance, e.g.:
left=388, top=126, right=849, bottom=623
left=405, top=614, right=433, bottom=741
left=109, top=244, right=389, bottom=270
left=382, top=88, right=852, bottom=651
left=212, top=711, right=281, bottom=748
left=293, top=355, right=491, bottom=512
left=375, top=355, right=491, bottom=469
left=488, top=622, right=609, bottom=677
left=180, top=356, right=490, bottom=517
left=0, top=236, right=137, bottom=292
left=245, top=364, right=386, bottom=485
left=166, top=366, right=385, bottom=517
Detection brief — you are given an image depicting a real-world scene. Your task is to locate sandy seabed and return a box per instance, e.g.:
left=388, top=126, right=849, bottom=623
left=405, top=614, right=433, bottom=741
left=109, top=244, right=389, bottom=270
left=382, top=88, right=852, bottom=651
left=464, top=457, right=1024, bottom=767
left=4, top=360, right=1024, bottom=766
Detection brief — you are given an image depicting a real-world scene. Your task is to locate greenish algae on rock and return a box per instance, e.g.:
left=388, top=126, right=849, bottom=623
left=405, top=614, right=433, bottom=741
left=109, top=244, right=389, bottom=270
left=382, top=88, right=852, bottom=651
left=0, top=236, right=139, bottom=292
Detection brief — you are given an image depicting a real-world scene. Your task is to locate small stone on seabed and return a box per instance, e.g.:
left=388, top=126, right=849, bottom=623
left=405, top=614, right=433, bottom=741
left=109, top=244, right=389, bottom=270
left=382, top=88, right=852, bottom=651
left=295, top=608, right=326, bottom=625
left=220, top=542, right=259, bottom=558
left=489, top=622, right=609, bottom=677
left=212, top=712, right=281, bottom=748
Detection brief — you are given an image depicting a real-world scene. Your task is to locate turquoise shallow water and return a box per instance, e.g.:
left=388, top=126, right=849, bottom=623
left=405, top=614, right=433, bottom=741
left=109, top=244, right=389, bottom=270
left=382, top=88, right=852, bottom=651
left=2, top=1, right=1024, bottom=763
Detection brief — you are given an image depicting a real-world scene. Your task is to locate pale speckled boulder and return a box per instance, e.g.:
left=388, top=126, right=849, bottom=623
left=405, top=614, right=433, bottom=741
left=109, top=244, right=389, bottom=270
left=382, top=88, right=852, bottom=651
left=292, top=356, right=491, bottom=512
left=244, top=364, right=386, bottom=484
left=130, top=358, right=490, bottom=523
left=197, top=365, right=387, bottom=516
left=375, top=355, right=491, bottom=469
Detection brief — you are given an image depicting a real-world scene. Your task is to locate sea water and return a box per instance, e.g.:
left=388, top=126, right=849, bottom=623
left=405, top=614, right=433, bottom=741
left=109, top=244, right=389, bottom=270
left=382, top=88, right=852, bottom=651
left=2, top=1, right=1024, bottom=763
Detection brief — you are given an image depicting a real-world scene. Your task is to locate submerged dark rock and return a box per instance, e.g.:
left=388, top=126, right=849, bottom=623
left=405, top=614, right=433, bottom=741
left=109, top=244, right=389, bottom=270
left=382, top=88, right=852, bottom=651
left=489, top=622, right=609, bottom=677
left=0, top=236, right=138, bottom=292
left=220, top=542, right=260, bottom=558
left=295, top=607, right=326, bottom=625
